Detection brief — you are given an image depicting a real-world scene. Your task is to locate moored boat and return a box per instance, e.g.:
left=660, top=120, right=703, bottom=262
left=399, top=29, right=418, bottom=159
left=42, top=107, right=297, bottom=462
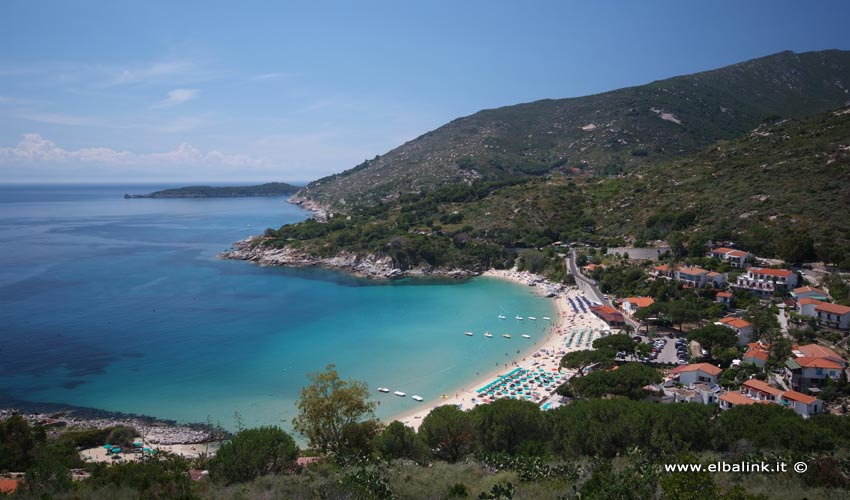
left=498, top=314, right=506, bottom=319
left=503, top=334, right=511, bottom=339
left=394, top=391, right=406, bottom=397
left=484, top=332, right=493, bottom=338
left=528, top=316, right=537, bottom=320
left=464, top=331, right=474, bottom=336
left=377, top=387, right=390, bottom=393
left=515, top=315, right=523, bottom=320
left=522, top=334, right=531, bottom=339
left=412, top=395, right=423, bottom=402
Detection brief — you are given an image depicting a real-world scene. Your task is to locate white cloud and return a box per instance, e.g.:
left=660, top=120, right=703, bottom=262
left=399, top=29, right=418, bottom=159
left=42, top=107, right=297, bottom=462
left=0, top=133, right=266, bottom=168
left=154, top=88, right=199, bottom=108
left=16, top=111, right=101, bottom=126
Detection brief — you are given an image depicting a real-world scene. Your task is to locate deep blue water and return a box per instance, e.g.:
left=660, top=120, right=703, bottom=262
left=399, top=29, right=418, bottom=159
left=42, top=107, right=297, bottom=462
left=0, top=184, right=555, bottom=430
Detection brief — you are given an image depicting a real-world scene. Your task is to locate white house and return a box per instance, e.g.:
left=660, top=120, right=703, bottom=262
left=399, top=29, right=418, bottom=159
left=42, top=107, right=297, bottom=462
left=718, top=391, right=756, bottom=410
left=797, top=300, right=850, bottom=330
left=621, top=296, right=654, bottom=315
left=717, top=316, right=754, bottom=346
left=734, top=267, right=799, bottom=296
left=741, top=379, right=783, bottom=403
left=709, top=247, right=750, bottom=268
left=781, top=390, right=824, bottom=418
left=678, top=363, right=722, bottom=386
left=791, top=286, right=830, bottom=302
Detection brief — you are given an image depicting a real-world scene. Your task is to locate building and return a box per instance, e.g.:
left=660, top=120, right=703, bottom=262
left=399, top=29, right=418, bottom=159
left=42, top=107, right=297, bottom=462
left=0, top=478, right=21, bottom=495
left=814, top=302, right=850, bottom=330
left=709, top=247, right=750, bottom=268
left=678, top=363, right=722, bottom=386
left=780, top=390, right=824, bottom=418
left=622, top=296, right=654, bottom=315
left=589, top=305, right=625, bottom=328
left=791, top=286, right=830, bottom=302
left=796, top=298, right=822, bottom=317
left=717, top=316, right=755, bottom=346
left=706, top=271, right=727, bottom=287
left=652, top=264, right=675, bottom=279
left=742, top=342, right=770, bottom=368
left=741, top=379, right=784, bottom=403
left=663, top=383, right=721, bottom=405
left=675, top=267, right=711, bottom=287
left=583, top=263, right=604, bottom=273
left=784, top=357, right=843, bottom=391
left=734, top=267, right=799, bottom=296
left=793, top=344, right=846, bottom=366
left=718, top=391, right=757, bottom=410
left=716, top=291, right=733, bottom=306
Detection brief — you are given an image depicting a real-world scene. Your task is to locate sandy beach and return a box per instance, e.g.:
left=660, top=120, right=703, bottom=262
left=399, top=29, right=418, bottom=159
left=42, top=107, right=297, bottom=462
left=389, top=269, right=611, bottom=430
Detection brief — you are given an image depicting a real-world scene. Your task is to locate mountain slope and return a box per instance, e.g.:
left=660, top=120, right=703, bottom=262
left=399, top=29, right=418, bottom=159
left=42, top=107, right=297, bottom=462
left=295, top=50, right=850, bottom=210
left=246, top=106, right=850, bottom=277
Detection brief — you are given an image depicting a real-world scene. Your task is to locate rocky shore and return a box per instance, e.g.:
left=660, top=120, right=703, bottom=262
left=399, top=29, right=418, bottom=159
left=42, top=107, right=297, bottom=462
left=0, top=408, right=225, bottom=444
left=219, top=236, right=478, bottom=280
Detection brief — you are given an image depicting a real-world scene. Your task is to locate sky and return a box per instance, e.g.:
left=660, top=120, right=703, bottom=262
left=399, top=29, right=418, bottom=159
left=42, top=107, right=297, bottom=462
left=1, top=1, right=849, bottom=184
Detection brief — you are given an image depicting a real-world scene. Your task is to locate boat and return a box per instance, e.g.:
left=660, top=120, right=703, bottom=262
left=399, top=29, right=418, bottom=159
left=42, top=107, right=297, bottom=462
left=464, top=331, right=474, bottom=336
left=412, top=395, right=423, bottom=402
left=378, top=387, right=390, bottom=393
left=498, top=314, right=506, bottom=319
left=484, top=332, right=493, bottom=338
left=503, top=334, right=511, bottom=339
left=394, top=391, right=406, bottom=397
left=522, top=334, right=531, bottom=339
left=528, top=316, right=537, bottom=320
left=515, top=315, right=523, bottom=320
left=542, top=316, right=551, bottom=320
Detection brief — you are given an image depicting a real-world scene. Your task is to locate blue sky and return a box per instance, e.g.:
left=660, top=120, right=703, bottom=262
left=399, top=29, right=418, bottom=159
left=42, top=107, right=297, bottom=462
left=1, top=1, right=849, bottom=183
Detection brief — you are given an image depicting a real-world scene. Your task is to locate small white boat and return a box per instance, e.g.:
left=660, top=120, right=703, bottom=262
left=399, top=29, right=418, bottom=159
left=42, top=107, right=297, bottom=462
left=394, top=391, right=406, bottom=397
left=498, top=314, right=506, bottom=319
left=503, top=334, right=512, bottom=339
left=515, top=316, right=523, bottom=320
left=522, top=334, right=531, bottom=339
left=412, top=395, right=423, bottom=402
left=542, top=316, right=551, bottom=320
left=528, top=316, right=537, bottom=320
left=377, top=387, right=390, bottom=393
left=484, top=332, right=493, bottom=338
left=464, top=331, right=474, bottom=336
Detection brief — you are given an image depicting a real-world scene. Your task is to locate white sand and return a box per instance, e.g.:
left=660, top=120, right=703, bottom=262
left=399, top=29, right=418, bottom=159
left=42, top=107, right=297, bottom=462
left=81, top=438, right=220, bottom=463
left=388, top=270, right=611, bottom=430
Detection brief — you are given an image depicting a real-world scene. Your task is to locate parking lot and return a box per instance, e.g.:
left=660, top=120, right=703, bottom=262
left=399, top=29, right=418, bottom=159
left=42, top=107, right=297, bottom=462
left=623, top=334, right=691, bottom=365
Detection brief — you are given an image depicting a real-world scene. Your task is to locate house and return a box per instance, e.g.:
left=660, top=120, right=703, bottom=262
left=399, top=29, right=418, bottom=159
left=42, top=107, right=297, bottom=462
left=675, top=267, right=711, bottom=287
left=583, top=263, right=604, bottom=273
left=678, top=363, right=722, bottom=386
left=717, top=316, right=755, bottom=346
left=741, top=378, right=784, bottom=403
left=709, top=247, right=750, bottom=268
left=622, top=296, right=654, bottom=315
left=780, top=390, right=824, bottom=418
left=734, top=267, right=799, bottom=296
left=793, top=344, right=846, bottom=367
left=663, top=383, right=720, bottom=405
left=652, top=264, right=675, bottom=279
left=797, top=298, right=822, bottom=317
left=0, top=478, right=21, bottom=495
left=716, top=291, right=733, bottom=306
left=706, top=271, right=727, bottom=287
left=814, top=302, right=850, bottom=330
left=784, top=357, right=843, bottom=391
left=719, top=391, right=757, bottom=410
left=589, top=305, right=625, bottom=328
left=791, top=286, right=830, bottom=302
left=742, top=342, right=770, bottom=368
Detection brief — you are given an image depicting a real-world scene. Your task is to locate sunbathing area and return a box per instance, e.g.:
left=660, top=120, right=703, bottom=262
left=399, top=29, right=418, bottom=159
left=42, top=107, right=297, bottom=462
left=473, top=366, right=565, bottom=404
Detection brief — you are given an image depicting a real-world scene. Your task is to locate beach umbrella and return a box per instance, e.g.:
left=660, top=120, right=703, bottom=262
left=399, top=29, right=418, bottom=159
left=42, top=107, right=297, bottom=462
left=103, top=444, right=112, bottom=449
left=133, top=442, right=143, bottom=447
left=111, top=447, right=122, bottom=453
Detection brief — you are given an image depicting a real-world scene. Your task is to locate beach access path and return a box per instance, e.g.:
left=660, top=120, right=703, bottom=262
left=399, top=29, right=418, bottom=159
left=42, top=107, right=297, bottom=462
left=389, top=269, right=610, bottom=430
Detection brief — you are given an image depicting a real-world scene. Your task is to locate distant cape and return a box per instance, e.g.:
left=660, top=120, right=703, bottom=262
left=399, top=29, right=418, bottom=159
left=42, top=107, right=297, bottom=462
left=124, top=182, right=300, bottom=199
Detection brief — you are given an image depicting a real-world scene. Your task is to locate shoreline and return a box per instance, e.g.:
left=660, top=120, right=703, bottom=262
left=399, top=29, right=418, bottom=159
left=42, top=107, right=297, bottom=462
left=386, top=269, right=609, bottom=430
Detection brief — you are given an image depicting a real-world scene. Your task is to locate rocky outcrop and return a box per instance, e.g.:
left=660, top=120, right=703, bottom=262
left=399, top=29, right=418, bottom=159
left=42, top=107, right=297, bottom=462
left=220, top=237, right=477, bottom=280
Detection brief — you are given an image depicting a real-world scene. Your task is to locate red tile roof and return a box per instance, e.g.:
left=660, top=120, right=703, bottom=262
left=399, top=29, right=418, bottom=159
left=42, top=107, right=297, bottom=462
left=748, top=267, right=793, bottom=278
left=742, top=379, right=783, bottom=397
left=797, top=298, right=822, bottom=306
left=720, top=392, right=756, bottom=406
left=679, top=363, right=722, bottom=376
left=717, top=291, right=733, bottom=298
left=624, top=297, right=654, bottom=308
left=744, top=348, right=768, bottom=362
left=795, top=357, right=843, bottom=369
left=679, top=266, right=709, bottom=275
left=793, top=286, right=828, bottom=295
left=782, top=390, right=818, bottom=405
left=794, top=344, right=842, bottom=360
left=0, top=479, right=20, bottom=494
left=815, top=302, right=850, bottom=316
left=719, top=316, right=753, bottom=329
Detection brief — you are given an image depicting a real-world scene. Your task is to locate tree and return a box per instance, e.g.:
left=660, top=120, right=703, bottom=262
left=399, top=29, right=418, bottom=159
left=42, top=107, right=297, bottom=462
left=745, top=305, right=780, bottom=344
left=0, top=414, right=40, bottom=471
left=568, top=362, right=662, bottom=400
left=373, top=421, right=430, bottom=463
left=419, top=405, right=474, bottom=463
left=292, top=364, right=377, bottom=454
left=209, top=426, right=298, bottom=484
left=470, top=399, right=547, bottom=455
left=687, top=324, right=737, bottom=360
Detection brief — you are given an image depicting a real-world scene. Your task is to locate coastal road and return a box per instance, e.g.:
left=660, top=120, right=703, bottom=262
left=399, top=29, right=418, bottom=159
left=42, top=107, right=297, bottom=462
left=565, top=250, right=640, bottom=332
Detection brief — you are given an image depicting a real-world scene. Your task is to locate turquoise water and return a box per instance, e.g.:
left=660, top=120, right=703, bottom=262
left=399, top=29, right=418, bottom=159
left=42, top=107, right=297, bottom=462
left=0, top=184, right=555, bottom=431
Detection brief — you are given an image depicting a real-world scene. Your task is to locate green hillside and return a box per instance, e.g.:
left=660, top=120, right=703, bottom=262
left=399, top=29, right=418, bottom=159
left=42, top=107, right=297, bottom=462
left=125, top=182, right=300, bottom=199
left=264, top=107, right=850, bottom=273
left=296, top=50, right=850, bottom=210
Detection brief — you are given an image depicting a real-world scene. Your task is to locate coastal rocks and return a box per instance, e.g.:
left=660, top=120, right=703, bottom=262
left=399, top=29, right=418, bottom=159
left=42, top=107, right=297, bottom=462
left=288, top=194, right=330, bottom=222
left=220, top=237, right=478, bottom=280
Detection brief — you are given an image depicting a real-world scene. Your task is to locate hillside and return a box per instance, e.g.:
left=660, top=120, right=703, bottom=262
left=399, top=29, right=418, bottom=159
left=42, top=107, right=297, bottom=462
left=125, top=182, right=299, bottom=199
left=241, top=107, right=850, bottom=277
left=295, top=50, right=850, bottom=210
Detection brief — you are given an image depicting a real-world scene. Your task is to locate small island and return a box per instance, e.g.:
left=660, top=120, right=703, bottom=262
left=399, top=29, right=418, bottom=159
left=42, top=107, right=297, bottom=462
left=124, top=182, right=300, bottom=199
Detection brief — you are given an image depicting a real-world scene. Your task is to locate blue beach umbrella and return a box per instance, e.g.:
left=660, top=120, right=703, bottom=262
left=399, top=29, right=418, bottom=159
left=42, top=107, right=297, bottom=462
left=103, top=444, right=112, bottom=449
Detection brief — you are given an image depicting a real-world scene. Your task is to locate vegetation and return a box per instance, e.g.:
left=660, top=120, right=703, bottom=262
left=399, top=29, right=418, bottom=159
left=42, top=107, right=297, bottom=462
left=124, top=182, right=299, bottom=199
left=291, top=363, right=378, bottom=455
left=208, top=426, right=298, bottom=484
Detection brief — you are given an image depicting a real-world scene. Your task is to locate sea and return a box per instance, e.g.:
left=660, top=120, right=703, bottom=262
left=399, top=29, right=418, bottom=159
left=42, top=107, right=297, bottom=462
left=0, top=184, right=556, bottom=431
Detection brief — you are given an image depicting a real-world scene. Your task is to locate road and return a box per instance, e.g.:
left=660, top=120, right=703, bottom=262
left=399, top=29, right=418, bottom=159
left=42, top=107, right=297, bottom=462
left=566, top=250, right=640, bottom=331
